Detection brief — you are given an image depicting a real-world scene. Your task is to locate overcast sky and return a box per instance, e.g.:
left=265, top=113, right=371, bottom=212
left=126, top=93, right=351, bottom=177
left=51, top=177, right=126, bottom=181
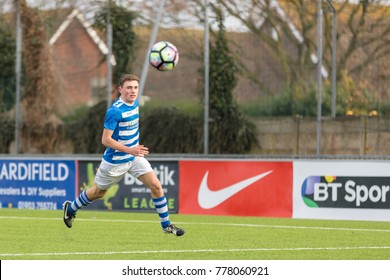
left=2, top=0, right=389, bottom=32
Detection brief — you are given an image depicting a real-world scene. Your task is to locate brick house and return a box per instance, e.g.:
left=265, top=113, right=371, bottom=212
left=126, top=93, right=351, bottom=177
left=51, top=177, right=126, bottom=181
left=49, top=9, right=116, bottom=114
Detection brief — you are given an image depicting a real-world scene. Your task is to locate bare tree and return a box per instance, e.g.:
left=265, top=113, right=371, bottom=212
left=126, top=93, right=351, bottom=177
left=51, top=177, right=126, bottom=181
left=189, top=0, right=390, bottom=101
left=331, top=0, right=390, bottom=99
left=18, top=0, right=62, bottom=153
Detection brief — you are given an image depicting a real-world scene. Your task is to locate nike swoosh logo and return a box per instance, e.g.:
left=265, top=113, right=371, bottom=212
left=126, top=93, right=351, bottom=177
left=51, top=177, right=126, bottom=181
left=198, top=170, right=273, bottom=209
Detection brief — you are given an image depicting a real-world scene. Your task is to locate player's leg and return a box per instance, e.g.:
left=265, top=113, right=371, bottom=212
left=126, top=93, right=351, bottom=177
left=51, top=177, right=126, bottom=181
left=62, top=161, right=125, bottom=228
left=62, top=186, right=106, bottom=228
left=133, top=158, right=185, bottom=236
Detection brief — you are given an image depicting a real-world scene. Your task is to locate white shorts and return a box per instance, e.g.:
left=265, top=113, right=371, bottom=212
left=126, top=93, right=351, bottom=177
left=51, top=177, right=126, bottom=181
left=94, top=157, right=153, bottom=190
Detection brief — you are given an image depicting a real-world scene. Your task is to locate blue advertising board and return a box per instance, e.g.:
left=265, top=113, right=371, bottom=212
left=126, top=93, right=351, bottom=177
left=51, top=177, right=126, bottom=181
left=0, top=159, right=76, bottom=210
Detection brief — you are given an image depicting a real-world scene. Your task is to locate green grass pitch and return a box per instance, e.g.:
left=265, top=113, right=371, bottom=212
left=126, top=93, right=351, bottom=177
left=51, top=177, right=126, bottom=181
left=1, top=208, right=390, bottom=260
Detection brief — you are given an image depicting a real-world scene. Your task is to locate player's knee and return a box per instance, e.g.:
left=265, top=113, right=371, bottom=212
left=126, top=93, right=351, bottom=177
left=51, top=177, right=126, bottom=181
left=138, top=173, right=164, bottom=195
left=148, top=180, right=164, bottom=196
left=88, top=186, right=107, bottom=200
left=150, top=181, right=163, bottom=192
left=95, top=190, right=106, bottom=199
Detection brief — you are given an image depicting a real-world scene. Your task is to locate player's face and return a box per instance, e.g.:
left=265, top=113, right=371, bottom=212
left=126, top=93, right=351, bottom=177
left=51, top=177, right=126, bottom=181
left=119, top=80, right=139, bottom=104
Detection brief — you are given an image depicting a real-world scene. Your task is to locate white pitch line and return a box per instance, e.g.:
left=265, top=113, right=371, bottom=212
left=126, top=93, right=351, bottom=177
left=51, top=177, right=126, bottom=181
left=1, top=246, right=390, bottom=258
left=1, top=215, right=390, bottom=233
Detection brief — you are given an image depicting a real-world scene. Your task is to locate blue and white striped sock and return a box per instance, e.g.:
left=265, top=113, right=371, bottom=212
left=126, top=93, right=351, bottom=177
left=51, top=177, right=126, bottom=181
left=69, top=190, right=91, bottom=215
left=152, top=196, right=170, bottom=229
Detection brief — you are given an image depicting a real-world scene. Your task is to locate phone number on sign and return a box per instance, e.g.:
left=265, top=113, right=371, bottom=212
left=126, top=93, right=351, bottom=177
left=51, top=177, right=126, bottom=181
left=17, top=201, right=57, bottom=210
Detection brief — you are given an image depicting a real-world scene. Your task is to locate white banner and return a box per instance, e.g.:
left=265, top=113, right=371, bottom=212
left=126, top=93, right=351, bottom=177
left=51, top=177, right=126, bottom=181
left=2, top=260, right=390, bottom=280
left=293, top=160, right=390, bottom=221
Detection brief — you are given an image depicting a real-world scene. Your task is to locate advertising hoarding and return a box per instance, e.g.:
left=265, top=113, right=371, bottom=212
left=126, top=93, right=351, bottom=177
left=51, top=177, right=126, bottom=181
left=77, top=160, right=179, bottom=213
left=0, top=159, right=76, bottom=210
left=293, top=160, right=390, bottom=221
left=179, top=160, right=293, bottom=217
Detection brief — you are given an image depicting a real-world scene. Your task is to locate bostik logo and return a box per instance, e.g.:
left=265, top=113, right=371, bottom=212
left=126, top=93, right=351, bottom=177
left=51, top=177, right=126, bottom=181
left=302, top=176, right=390, bottom=209
left=125, top=164, right=176, bottom=186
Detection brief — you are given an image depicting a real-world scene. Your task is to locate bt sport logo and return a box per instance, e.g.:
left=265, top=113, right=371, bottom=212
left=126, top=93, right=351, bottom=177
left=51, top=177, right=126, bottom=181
left=301, top=176, right=390, bottom=209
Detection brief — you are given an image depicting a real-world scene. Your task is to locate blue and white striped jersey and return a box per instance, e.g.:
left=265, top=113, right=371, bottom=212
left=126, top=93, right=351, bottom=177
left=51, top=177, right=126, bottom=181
left=102, top=98, right=139, bottom=164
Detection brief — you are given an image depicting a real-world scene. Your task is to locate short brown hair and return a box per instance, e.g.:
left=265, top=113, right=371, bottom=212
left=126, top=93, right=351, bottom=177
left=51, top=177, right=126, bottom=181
left=119, top=74, right=140, bottom=87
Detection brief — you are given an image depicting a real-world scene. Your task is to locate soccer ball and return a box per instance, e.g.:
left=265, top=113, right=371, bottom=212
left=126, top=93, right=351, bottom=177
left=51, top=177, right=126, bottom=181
left=149, top=41, right=179, bottom=71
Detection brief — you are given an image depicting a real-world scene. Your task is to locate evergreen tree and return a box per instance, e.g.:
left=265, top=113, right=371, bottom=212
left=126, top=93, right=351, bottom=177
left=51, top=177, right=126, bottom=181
left=0, top=19, right=15, bottom=152
left=205, top=9, right=257, bottom=154
left=0, top=17, right=16, bottom=112
left=94, top=2, right=137, bottom=85
left=67, top=101, right=106, bottom=154
left=141, top=108, right=202, bottom=153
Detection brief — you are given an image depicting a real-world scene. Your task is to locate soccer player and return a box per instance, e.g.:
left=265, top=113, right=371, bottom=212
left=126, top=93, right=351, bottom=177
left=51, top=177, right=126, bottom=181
left=62, top=74, right=185, bottom=236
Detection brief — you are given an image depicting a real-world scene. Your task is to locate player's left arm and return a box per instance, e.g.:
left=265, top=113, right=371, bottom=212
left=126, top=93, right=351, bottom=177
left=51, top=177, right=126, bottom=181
left=101, top=128, right=149, bottom=157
